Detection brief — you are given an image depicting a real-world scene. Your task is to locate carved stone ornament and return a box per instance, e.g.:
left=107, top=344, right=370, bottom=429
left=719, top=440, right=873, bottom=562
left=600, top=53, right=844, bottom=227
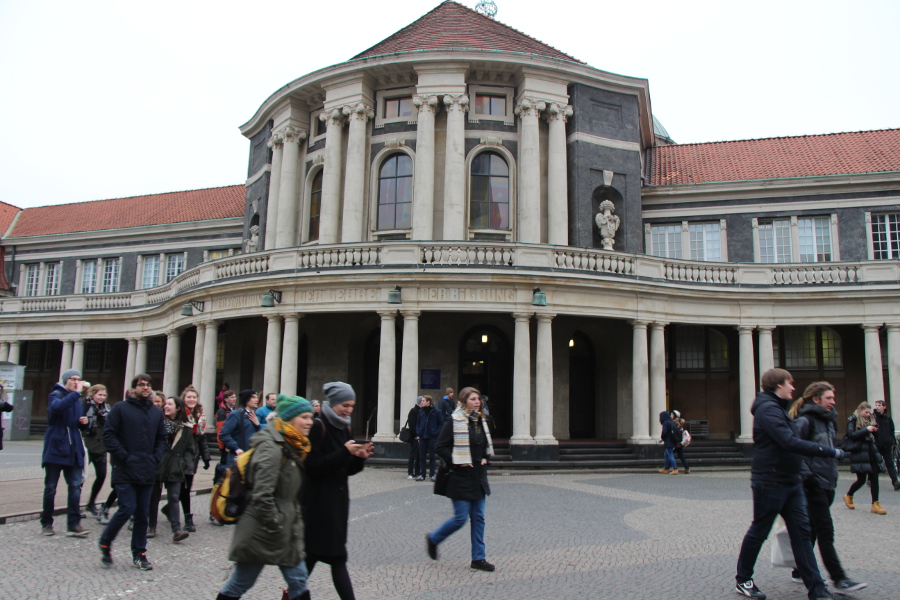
left=384, top=138, right=404, bottom=149
left=267, top=131, right=284, bottom=149
left=319, top=108, right=344, bottom=127
left=280, top=126, right=308, bottom=144
left=514, top=98, right=547, bottom=119
left=413, top=94, right=439, bottom=113
left=245, top=224, right=260, bottom=253
left=443, top=94, right=470, bottom=112
left=342, top=103, right=375, bottom=122
left=312, top=154, right=325, bottom=165
left=480, top=137, right=502, bottom=147
left=594, top=199, right=621, bottom=250
left=545, top=103, right=574, bottom=122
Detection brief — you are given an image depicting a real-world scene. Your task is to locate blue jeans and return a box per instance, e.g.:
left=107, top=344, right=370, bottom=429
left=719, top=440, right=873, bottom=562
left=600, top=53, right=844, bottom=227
left=100, top=483, right=153, bottom=557
left=663, top=447, right=676, bottom=470
left=429, top=497, right=487, bottom=560
left=41, top=463, right=84, bottom=529
left=220, top=559, right=308, bottom=599
left=736, top=480, right=826, bottom=599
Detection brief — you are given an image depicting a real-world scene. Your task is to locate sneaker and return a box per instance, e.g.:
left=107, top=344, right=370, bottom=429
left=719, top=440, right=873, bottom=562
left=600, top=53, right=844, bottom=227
left=430, top=475, right=435, bottom=481
left=426, top=534, right=438, bottom=560
left=790, top=570, right=803, bottom=583
left=132, top=553, right=153, bottom=571
left=66, top=525, right=90, bottom=537
left=813, top=590, right=835, bottom=600
left=86, top=505, right=100, bottom=518
left=415, top=476, right=425, bottom=481
left=99, top=543, right=113, bottom=568
left=146, top=527, right=156, bottom=538
left=735, top=580, right=766, bottom=599
left=172, top=530, right=189, bottom=542
left=407, top=475, right=414, bottom=479
left=470, top=559, right=495, bottom=572
left=41, top=525, right=54, bottom=536
left=834, top=578, right=867, bottom=592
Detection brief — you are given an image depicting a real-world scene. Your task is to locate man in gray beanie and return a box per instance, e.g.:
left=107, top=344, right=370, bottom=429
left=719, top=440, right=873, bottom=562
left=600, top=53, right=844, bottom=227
left=40, top=368, right=90, bottom=536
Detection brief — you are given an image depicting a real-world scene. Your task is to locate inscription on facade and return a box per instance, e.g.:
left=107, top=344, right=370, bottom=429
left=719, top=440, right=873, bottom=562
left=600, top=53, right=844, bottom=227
left=296, top=289, right=379, bottom=303
left=417, top=288, right=515, bottom=302
left=214, top=295, right=263, bottom=311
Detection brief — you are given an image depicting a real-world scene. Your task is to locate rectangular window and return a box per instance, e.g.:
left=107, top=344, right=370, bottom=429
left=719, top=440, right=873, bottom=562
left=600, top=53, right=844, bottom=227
left=208, top=250, right=226, bottom=261
left=102, top=258, right=120, bottom=293
left=84, top=340, right=103, bottom=372
left=474, top=95, right=506, bottom=116
left=759, top=219, right=792, bottom=263
left=165, top=254, right=184, bottom=283
left=650, top=224, right=682, bottom=259
left=148, top=337, right=166, bottom=372
left=689, top=223, right=721, bottom=262
left=383, top=97, right=412, bottom=119
left=142, top=255, right=160, bottom=289
left=26, top=341, right=44, bottom=370
left=872, top=213, right=900, bottom=260
left=44, top=262, right=61, bottom=296
left=675, top=325, right=704, bottom=370
left=24, top=264, right=40, bottom=296
left=783, top=326, right=817, bottom=369
left=798, top=217, right=832, bottom=262
left=81, top=260, right=98, bottom=294
left=216, top=337, right=225, bottom=371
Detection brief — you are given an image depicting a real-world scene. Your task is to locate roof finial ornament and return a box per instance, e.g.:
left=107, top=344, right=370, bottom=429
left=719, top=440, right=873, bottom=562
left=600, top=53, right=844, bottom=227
left=475, top=0, right=498, bottom=18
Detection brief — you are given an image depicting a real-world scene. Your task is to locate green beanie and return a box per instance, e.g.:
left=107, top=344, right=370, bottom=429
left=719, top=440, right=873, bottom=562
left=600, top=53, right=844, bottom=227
left=276, top=394, right=313, bottom=422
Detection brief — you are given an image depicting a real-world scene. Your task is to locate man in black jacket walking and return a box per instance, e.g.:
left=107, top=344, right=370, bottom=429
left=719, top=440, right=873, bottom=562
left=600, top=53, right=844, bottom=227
left=98, top=374, right=166, bottom=570
left=734, top=369, right=846, bottom=600
left=873, top=400, right=900, bottom=490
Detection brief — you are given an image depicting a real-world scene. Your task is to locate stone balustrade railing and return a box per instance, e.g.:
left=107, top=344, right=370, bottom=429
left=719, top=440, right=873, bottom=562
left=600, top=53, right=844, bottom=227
left=2, top=242, right=898, bottom=313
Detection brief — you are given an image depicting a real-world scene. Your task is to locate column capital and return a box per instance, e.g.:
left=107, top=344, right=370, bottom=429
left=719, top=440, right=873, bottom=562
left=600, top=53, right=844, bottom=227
left=267, top=131, right=284, bottom=149
left=443, top=93, right=469, bottom=112
left=735, top=325, right=756, bottom=333
left=319, top=107, right=345, bottom=128
left=756, top=325, right=776, bottom=332
left=512, top=312, right=533, bottom=322
left=628, top=320, right=649, bottom=328
left=413, top=95, right=439, bottom=113
left=648, top=321, right=668, bottom=330
left=514, top=98, right=546, bottom=119
left=400, top=310, right=421, bottom=319
left=861, top=323, right=883, bottom=332
left=279, top=125, right=308, bottom=144
left=885, top=323, right=900, bottom=332
left=342, top=102, right=374, bottom=122
left=282, top=313, right=301, bottom=323
left=204, top=320, right=221, bottom=328
left=544, top=102, right=573, bottom=123
left=535, top=313, right=556, bottom=322
left=266, top=314, right=283, bottom=324
left=377, top=309, right=398, bottom=320
left=166, top=328, right=183, bottom=338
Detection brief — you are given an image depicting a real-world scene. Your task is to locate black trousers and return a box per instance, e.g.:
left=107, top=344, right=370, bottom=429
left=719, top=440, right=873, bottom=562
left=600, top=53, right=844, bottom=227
left=876, top=445, right=898, bottom=484
left=407, top=440, right=420, bottom=476
left=803, top=483, right=846, bottom=583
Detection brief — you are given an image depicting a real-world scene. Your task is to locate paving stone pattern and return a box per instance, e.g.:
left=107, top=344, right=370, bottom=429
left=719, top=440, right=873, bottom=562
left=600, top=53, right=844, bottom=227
left=2, top=468, right=898, bottom=600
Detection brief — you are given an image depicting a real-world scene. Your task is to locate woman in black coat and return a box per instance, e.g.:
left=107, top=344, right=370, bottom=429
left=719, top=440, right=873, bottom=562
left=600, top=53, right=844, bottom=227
left=425, top=386, right=495, bottom=571
left=843, top=401, right=886, bottom=514
left=301, top=382, right=373, bottom=600
left=179, top=385, right=210, bottom=532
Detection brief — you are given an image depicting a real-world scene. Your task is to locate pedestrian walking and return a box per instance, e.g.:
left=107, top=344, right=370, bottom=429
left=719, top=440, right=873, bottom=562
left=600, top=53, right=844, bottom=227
left=180, top=385, right=210, bottom=533
left=673, top=415, right=690, bottom=474
left=82, top=384, right=111, bottom=520
left=99, top=374, right=167, bottom=570
left=406, top=396, right=422, bottom=479
left=426, top=386, right=495, bottom=571
left=872, top=400, right=900, bottom=490
left=219, top=390, right=261, bottom=468
left=734, top=368, right=845, bottom=600
left=216, top=395, right=314, bottom=600
left=0, top=386, right=12, bottom=451
left=301, top=382, right=373, bottom=600
left=658, top=410, right=678, bottom=474
left=256, top=392, right=278, bottom=427
left=151, top=396, right=195, bottom=542
left=842, top=401, right=887, bottom=514
left=438, top=388, right=455, bottom=421
left=788, top=382, right=867, bottom=593
left=416, top=395, right=443, bottom=481
left=40, top=368, right=90, bottom=537
left=215, top=389, right=236, bottom=478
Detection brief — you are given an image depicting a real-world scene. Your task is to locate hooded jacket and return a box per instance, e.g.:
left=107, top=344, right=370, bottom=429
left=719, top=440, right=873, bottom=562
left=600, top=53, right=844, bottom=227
left=42, top=383, right=86, bottom=468
left=750, top=390, right=838, bottom=484
left=795, top=402, right=839, bottom=490
left=102, top=394, right=167, bottom=485
left=659, top=411, right=677, bottom=449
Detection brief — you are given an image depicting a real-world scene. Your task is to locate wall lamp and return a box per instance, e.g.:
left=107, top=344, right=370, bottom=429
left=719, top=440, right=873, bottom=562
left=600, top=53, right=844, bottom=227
left=387, top=285, right=403, bottom=304
left=261, top=289, right=283, bottom=308
left=180, top=300, right=205, bottom=316
left=531, top=287, right=547, bottom=306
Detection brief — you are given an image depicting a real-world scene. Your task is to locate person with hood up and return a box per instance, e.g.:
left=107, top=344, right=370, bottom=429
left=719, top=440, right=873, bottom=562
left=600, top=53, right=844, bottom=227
left=40, top=368, right=91, bottom=537
left=658, top=411, right=678, bottom=475
left=219, top=390, right=261, bottom=468
left=734, top=368, right=846, bottom=600
left=416, top=395, right=444, bottom=481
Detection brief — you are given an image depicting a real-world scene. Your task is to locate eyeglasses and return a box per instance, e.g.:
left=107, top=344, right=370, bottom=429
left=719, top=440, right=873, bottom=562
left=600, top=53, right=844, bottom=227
left=135, top=382, right=152, bottom=388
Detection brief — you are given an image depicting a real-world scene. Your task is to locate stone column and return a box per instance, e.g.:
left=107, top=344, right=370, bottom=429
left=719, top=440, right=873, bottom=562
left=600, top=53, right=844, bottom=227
left=399, top=311, right=421, bottom=417
left=737, top=326, right=756, bottom=442
left=163, top=329, right=182, bottom=398
left=8, top=341, right=20, bottom=365
left=630, top=321, right=651, bottom=441
left=757, top=326, right=775, bottom=375
left=200, top=321, right=220, bottom=418
left=192, top=324, right=205, bottom=387
left=887, top=324, right=900, bottom=431
left=863, top=324, right=886, bottom=405
left=648, top=322, right=667, bottom=434
left=124, top=338, right=137, bottom=396
left=514, top=98, right=546, bottom=244
left=59, top=341, right=74, bottom=380
left=545, top=103, right=573, bottom=246
left=263, top=315, right=283, bottom=397
left=534, top=314, right=557, bottom=444
left=0, top=342, right=9, bottom=362
left=318, top=108, right=345, bottom=244
left=511, top=313, right=534, bottom=446
left=134, top=337, right=148, bottom=377
left=411, top=95, right=438, bottom=240
left=280, top=314, right=301, bottom=396
left=264, top=131, right=284, bottom=250
left=442, top=94, right=469, bottom=240
left=275, top=126, right=307, bottom=248
left=341, top=103, right=373, bottom=243
left=373, top=311, right=397, bottom=442
left=71, top=340, right=85, bottom=374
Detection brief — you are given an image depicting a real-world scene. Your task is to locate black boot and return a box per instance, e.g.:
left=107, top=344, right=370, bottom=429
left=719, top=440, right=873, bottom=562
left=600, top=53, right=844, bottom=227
left=215, top=594, right=240, bottom=600
left=184, top=513, right=196, bottom=532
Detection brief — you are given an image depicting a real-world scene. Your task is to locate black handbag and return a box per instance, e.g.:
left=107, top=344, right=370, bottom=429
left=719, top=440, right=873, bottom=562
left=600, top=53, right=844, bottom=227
left=433, top=459, right=451, bottom=497
left=399, top=426, right=412, bottom=443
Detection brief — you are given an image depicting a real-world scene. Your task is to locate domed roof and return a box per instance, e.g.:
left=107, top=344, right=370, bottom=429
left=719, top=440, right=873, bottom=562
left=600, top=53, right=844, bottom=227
left=653, top=116, right=675, bottom=145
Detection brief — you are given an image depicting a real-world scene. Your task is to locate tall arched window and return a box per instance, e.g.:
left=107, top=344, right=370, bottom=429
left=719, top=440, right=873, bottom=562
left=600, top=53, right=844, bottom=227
left=377, top=153, right=413, bottom=230
left=470, top=151, right=509, bottom=230
left=308, top=170, right=323, bottom=242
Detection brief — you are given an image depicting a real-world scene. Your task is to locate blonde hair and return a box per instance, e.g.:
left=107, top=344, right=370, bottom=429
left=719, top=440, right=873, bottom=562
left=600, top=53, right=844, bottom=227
left=84, top=384, right=107, bottom=401
left=854, top=401, right=874, bottom=429
left=789, top=381, right=835, bottom=419
left=180, top=385, right=203, bottom=420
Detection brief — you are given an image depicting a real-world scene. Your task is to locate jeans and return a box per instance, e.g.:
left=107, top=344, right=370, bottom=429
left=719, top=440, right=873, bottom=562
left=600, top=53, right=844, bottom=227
left=804, top=483, right=845, bottom=582
left=674, top=447, right=689, bottom=470
left=100, top=483, right=153, bottom=556
left=429, top=497, right=487, bottom=560
left=220, top=559, right=308, bottom=599
left=736, top=480, right=825, bottom=599
left=663, top=447, right=676, bottom=470
left=418, top=438, right=437, bottom=477
left=40, top=464, right=84, bottom=529
left=149, top=481, right=182, bottom=529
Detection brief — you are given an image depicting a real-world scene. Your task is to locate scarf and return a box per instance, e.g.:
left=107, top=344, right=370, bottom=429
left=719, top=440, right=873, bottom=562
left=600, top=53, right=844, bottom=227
left=186, top=412, right=207, bottom=435
left=274, top=417, right=311, bottom=460
left=854, top=412, right=876, bottom=444
left=322, top=401, right=351, bottom=429
left=83, top=400, right=109, bottom=436
left=451, top=407, right=494, bottom=465
left=164, top=418, right=180, bottom=436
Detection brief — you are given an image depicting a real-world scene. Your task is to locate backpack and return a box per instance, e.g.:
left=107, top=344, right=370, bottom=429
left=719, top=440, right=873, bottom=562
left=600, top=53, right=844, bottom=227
left=681, top=428, right=692, bottom=447
left=209, top=444, right=288, bottom=525
left=670, top=424, right=683, bottom=446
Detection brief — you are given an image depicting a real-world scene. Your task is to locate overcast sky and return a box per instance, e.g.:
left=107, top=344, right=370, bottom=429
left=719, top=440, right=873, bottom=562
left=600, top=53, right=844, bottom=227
left=1, top=0, right=897, bottom=209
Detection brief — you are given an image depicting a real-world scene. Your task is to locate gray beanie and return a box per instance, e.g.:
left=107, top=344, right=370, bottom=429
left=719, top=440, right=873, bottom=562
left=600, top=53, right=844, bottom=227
left=323, top=381, right=356, bottom=406
left=61, top=369, right=81, bottom=385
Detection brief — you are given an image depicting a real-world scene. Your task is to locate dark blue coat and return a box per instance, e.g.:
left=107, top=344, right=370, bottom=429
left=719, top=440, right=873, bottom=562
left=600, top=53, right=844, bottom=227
left=219, top=408, right=260, bottom=453
left=102, top=394, right=167, bottom=485
left=42, top=384, right=86, bottom=468
left=416, top=406, right=444, bottom=439
left=659, top=411, right=677, bottom=449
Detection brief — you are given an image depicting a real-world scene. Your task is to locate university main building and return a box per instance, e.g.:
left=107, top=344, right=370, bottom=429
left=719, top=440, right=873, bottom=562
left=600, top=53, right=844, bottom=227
left=3, top=2, right=899, bottom=460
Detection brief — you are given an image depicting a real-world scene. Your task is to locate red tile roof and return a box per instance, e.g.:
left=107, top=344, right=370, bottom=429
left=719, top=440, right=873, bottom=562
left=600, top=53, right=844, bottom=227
left=650, top=129, right=900, bottom=186
left=0, top=202, right=21, bottom=237
left=353, top=1, right=582, bottom=64
left=7, top=185, right=245, bottom=238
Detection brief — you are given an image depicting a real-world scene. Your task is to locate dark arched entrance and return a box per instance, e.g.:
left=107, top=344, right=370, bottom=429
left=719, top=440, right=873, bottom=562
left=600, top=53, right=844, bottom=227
left=568, top=331, right=596, bottom=439
left=457, top=325, right=513, bottom=438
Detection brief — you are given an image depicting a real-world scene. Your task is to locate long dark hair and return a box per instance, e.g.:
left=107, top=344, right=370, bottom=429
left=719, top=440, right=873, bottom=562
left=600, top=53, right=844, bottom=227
left=166, top=396, right=187, bottom=424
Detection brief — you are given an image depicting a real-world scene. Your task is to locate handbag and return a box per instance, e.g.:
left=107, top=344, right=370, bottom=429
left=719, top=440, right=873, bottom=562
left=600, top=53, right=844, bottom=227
left=433, top=459, right=451, bottom=498
left=770, top=524, right=796, bottom=569
left=399, top=426, right=412, bottom=443
left=841, top=434, right=859, bottom=454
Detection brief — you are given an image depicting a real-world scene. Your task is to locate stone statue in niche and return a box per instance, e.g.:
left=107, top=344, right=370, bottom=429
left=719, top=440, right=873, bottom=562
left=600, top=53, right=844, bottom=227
left=245, top=224, right=259, bottom=253
left=594, top=200, right=620, bottom=250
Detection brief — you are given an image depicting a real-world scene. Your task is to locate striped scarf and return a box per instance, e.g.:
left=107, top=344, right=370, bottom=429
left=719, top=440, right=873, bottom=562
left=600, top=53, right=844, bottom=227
left=451, top=407, right=493, bottom=465
left=274, top=418, right=311, bottom=460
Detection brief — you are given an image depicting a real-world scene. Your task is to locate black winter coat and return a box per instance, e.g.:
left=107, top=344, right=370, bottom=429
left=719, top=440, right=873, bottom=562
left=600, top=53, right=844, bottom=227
left=157, top=424, right=196, bottom=484
left=659, top=411, right=677, bottom=449
left=435, top=415, right=491, bottom=501
left=873, top=410, right=896, bottom=449
left=405, top=405, right=420, bottom=443
left=301, top=417, right=365, bottom=558
left=795, top=403, right=839, bottom=490
left=750, top=390, right=837, bottom=484
left=102, top=395, right=167, bottom=485
left=0, top=398, right=12, bottom=451
left=846, top=415, right=881, bottom=475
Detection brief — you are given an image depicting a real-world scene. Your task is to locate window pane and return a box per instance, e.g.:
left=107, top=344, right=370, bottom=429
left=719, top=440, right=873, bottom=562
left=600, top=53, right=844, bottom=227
left=774, top=219, right=791, bottom=262
left=165, top=254, right=184, bottom=283
left=308, top=171, right=322, bottom=242
left=45, top=263, right=60, bottom=296
left=470, top=202, right=487, bottom=228
left=103, top=259, right=119, bottom=293
left=397, top=97, right=412, bottom=117
left=397, top=199, right=411, bottom=229
left=675, top=325, right=704, bottom=370
left=380, top=156, right=398, bottom=178
left=759, top=222, right=774, bottom=263
left=709, top=330, right=729, bottom=370
left=142, top=255, right=159, bottom=289
left=396, top=177, right=412, bottom=205
left=384, top=99, right=398, bottom=119
left=474, top=95, right=485, bottom=114
left=469, top=152, right=509, bottom=231
left=471, top=153, right=489, bottom=175
left=821, top=327, right=843, bottom=369
left=689, top=222, right=720, bottom=262
left=396, top=154, right=413, bottom=176
left=489, top=154, right=508, bottom=176
left=491, top=97, right=506, bottom=116
left=491, top=202, right=508, bottom=229
left=81, top=260, right=97, bottom=294
left=783, top=326, right=817, bottom=369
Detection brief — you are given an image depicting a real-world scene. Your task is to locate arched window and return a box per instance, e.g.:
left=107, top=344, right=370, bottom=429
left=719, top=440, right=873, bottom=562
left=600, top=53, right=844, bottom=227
left=470, top=151, right=509, bottom=230
left=377, top=154, right=413, bottom=230
left=308, top=170, right=323, bottom=242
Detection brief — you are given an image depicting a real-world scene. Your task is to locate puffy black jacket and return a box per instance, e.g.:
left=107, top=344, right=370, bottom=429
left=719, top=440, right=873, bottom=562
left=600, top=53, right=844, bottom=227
left=795, top=403, right=839, bottom=490
left=845, top=415, right=880, bottom=475
left=750, top=390, right=837, bottom=484
left=102, top=394, right=167, bottom=485
left=873, top=410, right=896, bottom=449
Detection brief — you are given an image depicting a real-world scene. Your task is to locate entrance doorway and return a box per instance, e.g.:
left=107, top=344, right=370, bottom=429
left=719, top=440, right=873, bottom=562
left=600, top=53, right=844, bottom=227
left=457, top=326, right=512, bottom=438
left=568, top=331, right=596, bottom=439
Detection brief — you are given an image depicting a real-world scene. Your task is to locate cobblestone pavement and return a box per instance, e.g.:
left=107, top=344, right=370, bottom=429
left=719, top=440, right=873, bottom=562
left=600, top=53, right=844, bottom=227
left=2, top=466, right=899, bottom=600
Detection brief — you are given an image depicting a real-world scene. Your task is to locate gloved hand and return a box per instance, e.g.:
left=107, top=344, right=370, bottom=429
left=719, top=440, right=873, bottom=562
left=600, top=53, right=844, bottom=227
left=834, top=449, right=846, bottom=461
left=203, top=459, right=211, bottom=470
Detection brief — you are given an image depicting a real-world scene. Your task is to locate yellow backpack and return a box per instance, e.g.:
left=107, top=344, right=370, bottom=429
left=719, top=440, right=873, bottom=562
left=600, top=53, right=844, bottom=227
left=209, top=445, right=288, bottom=524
